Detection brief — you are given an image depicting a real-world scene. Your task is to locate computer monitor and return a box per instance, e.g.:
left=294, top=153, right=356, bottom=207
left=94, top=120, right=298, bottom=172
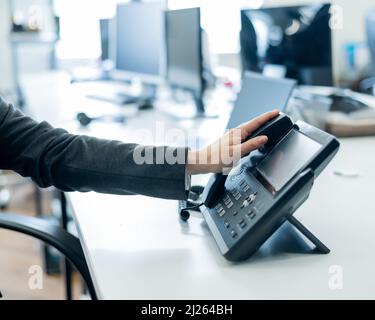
left=114, top=2, right=164, bottom=83
left=165, top=7, right=205, bottom=114
left=227, top=72, right=295, bottom=129
left=240, top=4, right=332, bottom=86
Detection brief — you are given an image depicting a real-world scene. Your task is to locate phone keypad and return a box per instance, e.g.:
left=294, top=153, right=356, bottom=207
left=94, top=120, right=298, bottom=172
left=226, top=187, right=260, bottom=236
left=210, top=178, right=264, bottom=241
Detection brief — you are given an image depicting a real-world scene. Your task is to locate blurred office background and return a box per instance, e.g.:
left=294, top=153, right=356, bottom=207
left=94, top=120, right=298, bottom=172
left=1, top=0, right=375, bottom=98
left=1, top=0, right=375, bottom=299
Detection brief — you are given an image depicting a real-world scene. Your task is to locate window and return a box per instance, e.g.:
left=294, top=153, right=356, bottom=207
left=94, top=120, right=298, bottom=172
left=168, top=0, right=264, bottom=53
left=54, top=0, right=266, bottom=59
left=54, top=0, right=117, bottom=60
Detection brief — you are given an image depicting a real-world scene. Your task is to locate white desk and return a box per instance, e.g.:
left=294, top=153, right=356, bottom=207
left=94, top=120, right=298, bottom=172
left=21, top=72, right=375, bottom=299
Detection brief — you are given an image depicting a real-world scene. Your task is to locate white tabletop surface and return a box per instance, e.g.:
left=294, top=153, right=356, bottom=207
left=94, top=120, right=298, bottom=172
left=69, top=137, right=375, bottom=299
left=21, top=72, right=375, bottom=299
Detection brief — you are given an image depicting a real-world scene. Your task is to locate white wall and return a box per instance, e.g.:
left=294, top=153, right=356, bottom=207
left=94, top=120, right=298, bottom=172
left=0, top=0, right=55, bottom=94
left=331, top=0, right=375, bottom=80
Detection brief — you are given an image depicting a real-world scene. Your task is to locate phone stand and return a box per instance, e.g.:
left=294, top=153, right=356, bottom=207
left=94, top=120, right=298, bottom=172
left=256, top=215, right=330, bottom=257
left=287, top=215, right=330, bottom=254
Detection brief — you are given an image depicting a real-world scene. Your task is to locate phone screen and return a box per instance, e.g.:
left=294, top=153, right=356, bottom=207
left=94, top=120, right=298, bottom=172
left=257, top=129, right=321, bottom=192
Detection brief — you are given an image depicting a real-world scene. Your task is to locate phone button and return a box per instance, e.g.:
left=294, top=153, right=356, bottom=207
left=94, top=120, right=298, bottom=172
left=231, top=230, right=238, bottom=238
left=241, top=198, right=251, bottom=208
left=232, top=191, right=241, bottom=200
left=215, top=204, right=225, bottom=216
left=245, top=193, right=257, bottom=204
left=223, top=196, right=233, bottom=209
left=238, top=219, right=247, bottom=229
left=239, top=180, right=251, bottom=192
left=246, top=211, right=256, bottom=220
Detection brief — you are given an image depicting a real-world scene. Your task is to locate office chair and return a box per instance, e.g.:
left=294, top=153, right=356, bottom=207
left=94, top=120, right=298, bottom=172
left=359, top=9, right=375, bottom=94
left=0, top=210, right=97, bottom=300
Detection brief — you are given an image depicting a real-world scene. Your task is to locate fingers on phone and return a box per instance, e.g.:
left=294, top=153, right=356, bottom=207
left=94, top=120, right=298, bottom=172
left=241, top=135, right=268, bottom=156
left=240, top=109, right=280, bottom=137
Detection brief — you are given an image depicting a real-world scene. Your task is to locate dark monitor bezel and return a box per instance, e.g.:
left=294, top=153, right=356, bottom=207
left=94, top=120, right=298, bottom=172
left=164, top=7, right=204, bottom=96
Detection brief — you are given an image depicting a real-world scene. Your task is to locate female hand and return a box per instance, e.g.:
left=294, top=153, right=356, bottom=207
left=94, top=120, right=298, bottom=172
left=187, top=109, right=280, bottom=175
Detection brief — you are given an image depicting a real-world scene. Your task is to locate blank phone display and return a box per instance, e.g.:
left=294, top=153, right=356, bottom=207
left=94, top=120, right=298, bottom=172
left=257, top=130, right=321, bottom=192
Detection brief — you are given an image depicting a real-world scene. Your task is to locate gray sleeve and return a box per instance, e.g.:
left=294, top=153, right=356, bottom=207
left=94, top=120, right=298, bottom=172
left=0, top=97, right=189, bottom=200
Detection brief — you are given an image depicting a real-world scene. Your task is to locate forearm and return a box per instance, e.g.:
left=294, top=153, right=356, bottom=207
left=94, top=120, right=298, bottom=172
left=0, top=99, right=189, bottom=200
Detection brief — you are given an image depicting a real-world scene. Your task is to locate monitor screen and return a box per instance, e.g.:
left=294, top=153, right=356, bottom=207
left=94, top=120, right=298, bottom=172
left=257, top=129, right=321, bottom=192
left=165, top=7, right=203, bottom=93
left=240, top=4, right=332, bottom=85
left=116, top=2, right=163, bottom=77
left=226, top=72, right=295, bottom=129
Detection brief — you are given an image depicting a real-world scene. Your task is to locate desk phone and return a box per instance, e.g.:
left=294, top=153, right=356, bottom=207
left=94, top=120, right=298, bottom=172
left=200, top=114, right=340, bottom=261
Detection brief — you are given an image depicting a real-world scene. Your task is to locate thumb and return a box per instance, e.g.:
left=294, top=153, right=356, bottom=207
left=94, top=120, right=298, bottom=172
left=240, top=135, right=268, bottom=157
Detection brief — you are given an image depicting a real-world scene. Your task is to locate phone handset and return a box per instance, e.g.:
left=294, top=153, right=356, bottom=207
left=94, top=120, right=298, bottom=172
left=248, top=113, right=293, bottom=154
left=202, top=113, right=294, bottom=208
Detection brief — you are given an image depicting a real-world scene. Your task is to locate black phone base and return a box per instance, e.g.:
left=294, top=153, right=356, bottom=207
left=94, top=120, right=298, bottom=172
left=287, top=215, right=330, bottom=254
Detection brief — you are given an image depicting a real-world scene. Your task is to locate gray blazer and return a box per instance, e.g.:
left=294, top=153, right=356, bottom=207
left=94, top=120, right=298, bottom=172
left=0, top=97, right=189, bottom=200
